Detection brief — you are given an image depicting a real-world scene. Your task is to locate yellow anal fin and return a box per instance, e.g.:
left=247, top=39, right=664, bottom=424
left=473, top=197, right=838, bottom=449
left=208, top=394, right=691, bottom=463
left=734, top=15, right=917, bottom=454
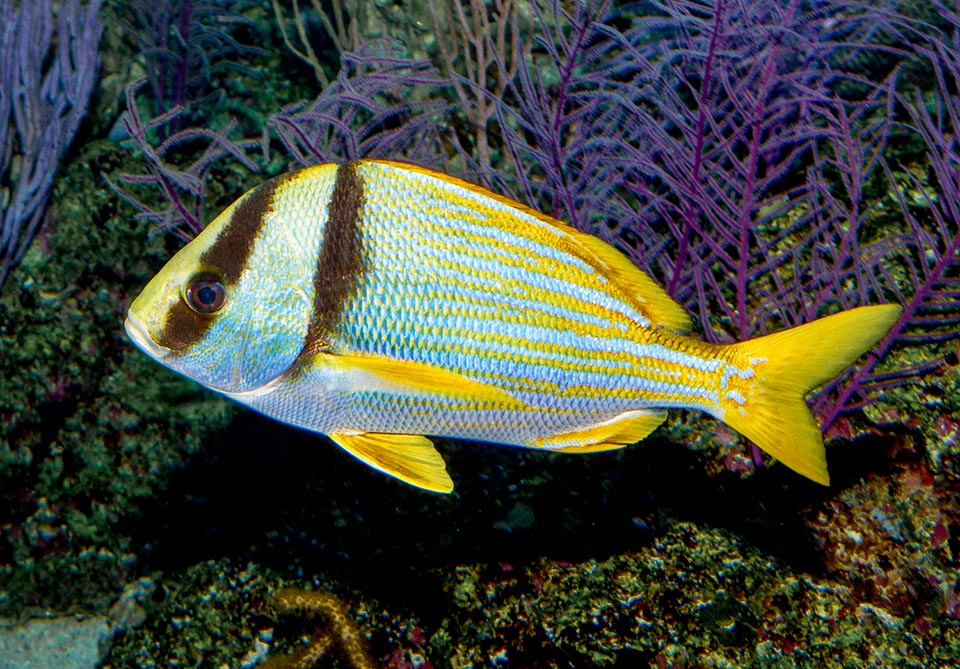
left=535, top=410, right=667, bottom=453
left=311, top=351, right=525, bottom=408
left=329, top=432, right=454, bottom=493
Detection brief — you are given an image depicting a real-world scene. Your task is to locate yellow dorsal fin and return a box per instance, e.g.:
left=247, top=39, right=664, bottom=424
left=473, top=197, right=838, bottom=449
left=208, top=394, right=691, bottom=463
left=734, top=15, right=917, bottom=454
left=535, top=409, right=667, bottom=453
left=329, top=432, right=454, bottom=493
left=572, top=234, right=692, bottom=334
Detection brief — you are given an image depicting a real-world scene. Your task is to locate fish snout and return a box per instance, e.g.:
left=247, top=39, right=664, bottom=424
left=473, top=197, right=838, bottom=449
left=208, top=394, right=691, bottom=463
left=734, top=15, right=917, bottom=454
left=124, top=311, right=171, bottom=361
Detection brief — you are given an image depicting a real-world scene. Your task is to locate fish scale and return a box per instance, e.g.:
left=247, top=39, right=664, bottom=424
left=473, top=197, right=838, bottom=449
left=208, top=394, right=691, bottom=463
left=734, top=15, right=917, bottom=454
left=342, top=163, right=656, bottom=407
left=124, top=158, right=902, bottom=492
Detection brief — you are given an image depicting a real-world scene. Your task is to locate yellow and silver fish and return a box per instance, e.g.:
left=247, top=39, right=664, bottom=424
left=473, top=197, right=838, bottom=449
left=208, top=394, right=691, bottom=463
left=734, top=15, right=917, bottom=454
left=124, top=160, right=901, bottom=493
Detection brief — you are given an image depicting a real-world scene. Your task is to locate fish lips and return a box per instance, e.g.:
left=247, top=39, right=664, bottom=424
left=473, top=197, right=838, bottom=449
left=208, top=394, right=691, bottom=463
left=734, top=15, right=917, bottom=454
left=124, top=311, right=171, bottom=361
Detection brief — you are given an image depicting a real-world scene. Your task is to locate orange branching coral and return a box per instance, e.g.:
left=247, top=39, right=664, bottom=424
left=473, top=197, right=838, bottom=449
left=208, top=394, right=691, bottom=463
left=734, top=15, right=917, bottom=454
left=260, top=589, right=376, bottom=669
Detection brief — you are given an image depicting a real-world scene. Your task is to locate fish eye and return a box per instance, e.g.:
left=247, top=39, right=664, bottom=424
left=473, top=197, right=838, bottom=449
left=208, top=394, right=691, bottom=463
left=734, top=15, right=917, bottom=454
left=184, top=278, right=227, bottom=314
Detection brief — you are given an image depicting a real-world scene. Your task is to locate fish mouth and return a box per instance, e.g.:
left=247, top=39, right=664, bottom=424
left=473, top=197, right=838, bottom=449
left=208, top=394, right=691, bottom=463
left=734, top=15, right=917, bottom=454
left=124, top=311, right=171, bottom=361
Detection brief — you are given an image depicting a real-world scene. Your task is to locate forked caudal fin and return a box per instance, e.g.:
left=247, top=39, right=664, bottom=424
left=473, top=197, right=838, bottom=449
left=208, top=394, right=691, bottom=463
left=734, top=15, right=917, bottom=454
left=720, top=304, right=902, bottom=485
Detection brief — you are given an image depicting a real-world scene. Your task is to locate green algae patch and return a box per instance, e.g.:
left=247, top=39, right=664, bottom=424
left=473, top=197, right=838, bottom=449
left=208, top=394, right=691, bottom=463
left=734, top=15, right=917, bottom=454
left=436, top=521, right=955, bottom=668
left=102, top=560, right=274, bottom=669
left=0, top=140, right=236, bottom=618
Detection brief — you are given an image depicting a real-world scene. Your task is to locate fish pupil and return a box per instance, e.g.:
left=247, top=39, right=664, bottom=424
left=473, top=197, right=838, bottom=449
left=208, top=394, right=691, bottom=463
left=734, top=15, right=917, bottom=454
left=197, top=285, right=216, bottom=305
left=186, top=279, right=226, bottom=314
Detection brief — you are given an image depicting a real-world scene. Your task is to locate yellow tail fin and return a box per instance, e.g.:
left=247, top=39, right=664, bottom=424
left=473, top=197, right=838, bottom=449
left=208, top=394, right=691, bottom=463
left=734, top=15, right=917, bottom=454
left=721, top=305, right=902, bottom=485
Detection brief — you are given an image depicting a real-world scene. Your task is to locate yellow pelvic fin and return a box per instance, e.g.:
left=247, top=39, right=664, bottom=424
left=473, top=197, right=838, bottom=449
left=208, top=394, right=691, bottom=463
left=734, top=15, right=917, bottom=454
left=535, top=409, right=667, bottom=453
left=329, top=432, right=454, bottom=493
left=312, top=350, right=526, bottom=408
left=722, top=304, right=902, bottom=486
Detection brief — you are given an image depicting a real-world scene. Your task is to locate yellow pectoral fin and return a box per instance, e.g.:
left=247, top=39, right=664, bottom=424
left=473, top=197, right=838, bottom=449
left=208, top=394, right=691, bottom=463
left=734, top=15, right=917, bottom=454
left=535, top=410, right=667, bottom=453
left=329, top=432, right=454, bottom=493
left=312, top=351, right=525, bottom=408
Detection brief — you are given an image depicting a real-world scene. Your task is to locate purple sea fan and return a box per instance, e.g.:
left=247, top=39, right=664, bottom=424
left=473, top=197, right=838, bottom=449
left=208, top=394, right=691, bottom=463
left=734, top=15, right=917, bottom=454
left=815, top=18, right=960, bottom=427
left=594, top=0, right=960, bottom=429
left=108, top=0, right=265, bottom=239
left=459, top=0, right=646, bottom=229
left=454, top=0, right=898, bottom=341
left=0, top=0, right=103, bottom=286
left=265, top=39, right=452, bottom=170
left=113, top=0, right=263, bottom=121
left=108, top=78, right=259, bottom=239
left=610, top=0, right=906, bottom=342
